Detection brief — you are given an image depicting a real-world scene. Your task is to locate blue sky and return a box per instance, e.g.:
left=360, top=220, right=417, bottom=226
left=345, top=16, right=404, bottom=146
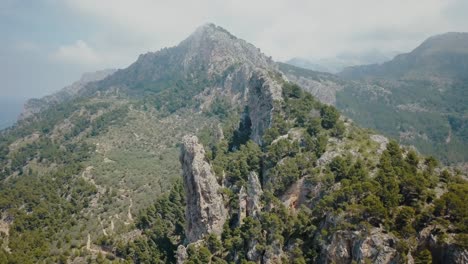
left=1, top=0, right=468, bottom=100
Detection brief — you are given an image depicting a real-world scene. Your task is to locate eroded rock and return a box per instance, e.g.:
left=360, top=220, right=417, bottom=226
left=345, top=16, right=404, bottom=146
left=180, top=135, right=227, bottom=242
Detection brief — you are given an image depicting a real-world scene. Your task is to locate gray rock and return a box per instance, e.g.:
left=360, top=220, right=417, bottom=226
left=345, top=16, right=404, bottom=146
left=322, top=229, right=401, bottom=264
left=238, top=186, right=247, bottom=225
left=247, top=70, right=282, bottom=144
left=176, top=245, right=187, bottom=264
left=246, top=171, right=263, bottom=218
left=180, top=135, right=227, bottom=243
left=263, top=240, right=284, bottom=264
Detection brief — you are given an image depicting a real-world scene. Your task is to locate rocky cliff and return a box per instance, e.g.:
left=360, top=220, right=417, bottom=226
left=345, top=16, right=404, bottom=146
left=180, top=135, right=227, bottom=243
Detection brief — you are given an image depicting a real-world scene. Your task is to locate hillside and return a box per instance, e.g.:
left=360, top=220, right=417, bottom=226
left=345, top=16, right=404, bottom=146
left=340, top=32, right=468, bottom=80
left=336, top=32, right=468, bottom=164
left=0, top=24, right=466, bottom=263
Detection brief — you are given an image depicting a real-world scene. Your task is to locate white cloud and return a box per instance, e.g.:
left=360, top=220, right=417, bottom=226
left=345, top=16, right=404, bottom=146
left=51, top=40, right=101, bottom=66
left=63, top=0, right=468, bottom=62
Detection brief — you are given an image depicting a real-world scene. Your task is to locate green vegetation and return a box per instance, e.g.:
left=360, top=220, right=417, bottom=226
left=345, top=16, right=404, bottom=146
left=144, top=80, right=466, bottom=263
left=116, top=181, right=185, bottom=263
left=0, top=53, right=466, bottom=263
left=336, top=76, right=468, bottom=164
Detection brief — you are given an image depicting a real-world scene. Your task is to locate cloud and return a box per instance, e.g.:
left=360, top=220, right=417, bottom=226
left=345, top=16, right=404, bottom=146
left=61, top=0, right=468, bottom=62
left=51, top=40, right=101, bottom=66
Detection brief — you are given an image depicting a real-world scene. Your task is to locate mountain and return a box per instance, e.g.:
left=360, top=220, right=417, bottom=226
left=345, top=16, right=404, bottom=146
left=285, top=58, right=334, bottom=73
left=341, top=32, right=468, bottom=80
left=0, top=24, right=466, bottom=263
left=286, top=50, right=394, bottom=74
left=19, top=69, right=117, bottom=120
left=335, top=32, right=468, bottom=164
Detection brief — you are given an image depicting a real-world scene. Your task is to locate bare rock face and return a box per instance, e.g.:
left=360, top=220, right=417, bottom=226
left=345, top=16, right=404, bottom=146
left=238, top=186, right=247, bottom=225
left=180, top=135, right=227, bottom=243
left=419, top=227, right=468, bottom=264
left=247, top=71, right=282, bottom=144
left=278, top=62, right=344, bottom=105
left=176, top=245, right=188, bottom=264
left=238, top=171, right=263, bottom=226
left=246, top=171, right=263, bottom=217
left=322, top=229, right=401, bottom=264
left=263, top=240, right=284, bottom=264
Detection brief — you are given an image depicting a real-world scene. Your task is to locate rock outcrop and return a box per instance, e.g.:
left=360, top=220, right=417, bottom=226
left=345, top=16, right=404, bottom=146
left=247, top=71, right=282, bottom=144
left=321, top=229, right=401, bottom=264
left=418, top=226, right=468, bottom=264
left=246, top=171, right=263, bottom=218
left=176, top=245, right=188, bottom=264
left=278, top=62, right=344, bottom=105
left=180, top=135, right=227, bottom=243
left=238, top=186, right=247, bottom=225
left=238, top=171, right=263, bottom=225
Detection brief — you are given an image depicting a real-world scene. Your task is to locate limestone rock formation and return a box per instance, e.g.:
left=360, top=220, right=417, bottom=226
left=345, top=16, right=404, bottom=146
left=176, top=245, right=188, bottom=264
left=278, top=62, right=344, bottom=105
left=321, top=229, right=401, bottom=264
left=180, top=135, right=227, bottom=242
left=247, top=71, right=282, bottom=144
left=246, top=171, right=263, bottom=217
left=238, top=186, right=247, bottom=225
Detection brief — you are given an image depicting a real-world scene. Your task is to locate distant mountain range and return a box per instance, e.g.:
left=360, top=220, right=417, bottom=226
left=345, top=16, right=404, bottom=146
left=341, top=32, right=468, bottom=80
left=281, top=32, right=468, bottom=165
left=286, top=49, right=398, bottom=73
left=337, top=32, right=468, bottom=164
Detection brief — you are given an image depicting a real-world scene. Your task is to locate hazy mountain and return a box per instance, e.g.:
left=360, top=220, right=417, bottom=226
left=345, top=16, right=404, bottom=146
left=286, top=50, right=395, bottom=73
left=336, top=32, right=468, bottom=164
left=340, top=32, right=468, bottom=80
left=0, top=24, right=466, bottom=263
left=19, top=69, right=117, bottom=120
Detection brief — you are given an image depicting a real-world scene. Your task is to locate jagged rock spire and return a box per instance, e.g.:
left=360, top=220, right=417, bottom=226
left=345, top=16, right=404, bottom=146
left=180, top=135, right=227, bottom=242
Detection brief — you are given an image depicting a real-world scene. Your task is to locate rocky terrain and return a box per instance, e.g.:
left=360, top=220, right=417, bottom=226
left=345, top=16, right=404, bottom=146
left=0, top=24, right=466, bottom=263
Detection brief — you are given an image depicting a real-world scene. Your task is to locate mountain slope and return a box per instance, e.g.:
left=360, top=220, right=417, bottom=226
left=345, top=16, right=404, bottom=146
left=335, top=32, right=468, bottom=164
left=0, top=25, right=466, bottom=263
left=0, top=23, right=283, bottom=262
left=340, top=32, right=468, bottom=80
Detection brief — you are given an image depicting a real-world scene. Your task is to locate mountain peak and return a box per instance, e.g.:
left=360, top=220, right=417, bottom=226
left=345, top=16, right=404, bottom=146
left=191, top=22, right=233, bottom=37
left=112, top=23, right=275, bottom=88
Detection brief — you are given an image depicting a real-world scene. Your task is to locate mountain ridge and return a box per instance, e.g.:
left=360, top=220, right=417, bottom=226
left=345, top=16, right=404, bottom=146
left=340, top=32, right=468, bottom=80
left=0, top=24, right=466, bottom=263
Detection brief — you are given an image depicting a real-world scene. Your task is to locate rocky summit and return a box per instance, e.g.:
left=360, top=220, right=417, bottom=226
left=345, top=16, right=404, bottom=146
left=0, top=23, right=466, bottom=264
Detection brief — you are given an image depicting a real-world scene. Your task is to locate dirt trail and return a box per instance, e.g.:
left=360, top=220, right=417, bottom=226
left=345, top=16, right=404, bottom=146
left=127, top=198, right=134, bottom=221
left=86, top=233, right=111, bottom=256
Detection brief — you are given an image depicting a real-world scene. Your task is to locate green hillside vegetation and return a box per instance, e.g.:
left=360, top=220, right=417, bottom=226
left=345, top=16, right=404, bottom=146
left=0, top=27, right=466, bottom=263
left=112, top=82, right=467, bottom=263
left=336, top=33, right=468, bottom=164
left=0, top=92, right=218, bottom=262
left=336, top=77, right=468, bottom=164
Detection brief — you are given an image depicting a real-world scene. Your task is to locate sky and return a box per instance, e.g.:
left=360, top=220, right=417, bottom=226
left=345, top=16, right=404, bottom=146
left=1, top=0, right=468, bottom=100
